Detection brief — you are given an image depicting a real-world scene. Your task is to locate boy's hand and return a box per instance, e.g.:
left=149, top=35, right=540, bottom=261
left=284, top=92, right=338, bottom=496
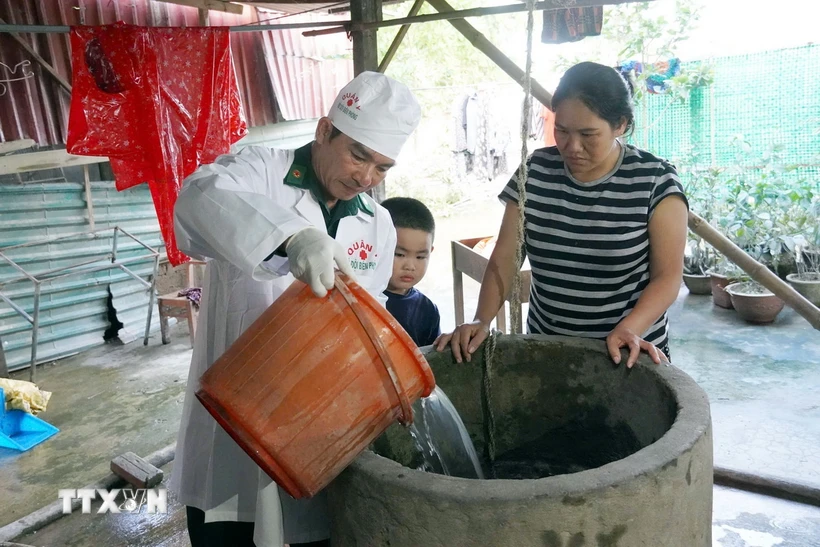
left=434, top=320, right=490, bottom=364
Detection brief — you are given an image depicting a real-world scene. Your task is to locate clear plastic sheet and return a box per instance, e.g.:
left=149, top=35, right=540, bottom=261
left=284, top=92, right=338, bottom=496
left=67, top=23, right=247, bottom=265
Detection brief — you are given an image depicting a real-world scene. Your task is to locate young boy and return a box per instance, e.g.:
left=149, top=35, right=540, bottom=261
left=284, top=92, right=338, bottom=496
left=380, top=197, right=441, bottom=347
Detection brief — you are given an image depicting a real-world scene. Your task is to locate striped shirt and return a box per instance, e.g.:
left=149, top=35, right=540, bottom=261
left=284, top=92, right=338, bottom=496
left=500, top=143, right=687, bottom=348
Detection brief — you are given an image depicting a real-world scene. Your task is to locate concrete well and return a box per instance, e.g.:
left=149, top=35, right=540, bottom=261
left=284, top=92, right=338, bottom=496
left=328, top=335, right=713, bottom=547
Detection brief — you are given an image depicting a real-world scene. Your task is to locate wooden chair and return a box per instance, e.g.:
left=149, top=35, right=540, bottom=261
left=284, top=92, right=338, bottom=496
left=157, top=261, right=205, bottom=347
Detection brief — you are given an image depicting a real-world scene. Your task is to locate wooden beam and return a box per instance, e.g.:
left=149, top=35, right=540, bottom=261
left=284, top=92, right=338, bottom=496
left=304, top=0, right=651, bottom=36
left=378, top=0, right=424, bottom=73
left=0, top=149, right=108, bottom=176
left=240, top=0, right=344, bottom=3
left=0, top=16, right=72, bottom=94
left=199, top=8, right=210, bottom=26
left=0, top=139, right=35, bottom=155
left=154, top=0, right=244, bottom=14
left=426, top=0, right=553, bottom=108
left=688, top=211, right=820, bottom=331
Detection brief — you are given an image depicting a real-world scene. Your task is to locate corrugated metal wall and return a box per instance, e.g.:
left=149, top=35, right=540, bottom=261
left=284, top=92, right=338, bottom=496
left=0, top=0, right=354, bottom=146
left=0, top=120, right=318, bottom=372
left=0, top=164, right=162, bottom=371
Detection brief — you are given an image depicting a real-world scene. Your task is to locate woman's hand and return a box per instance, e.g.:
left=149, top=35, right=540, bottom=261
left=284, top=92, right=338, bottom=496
left=606, top=324, right=666, bottom=368
left=434, top=320, right=491, bottom=363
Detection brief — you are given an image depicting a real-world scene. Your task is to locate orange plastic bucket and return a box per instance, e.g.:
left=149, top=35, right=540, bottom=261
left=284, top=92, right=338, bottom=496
left=196, top=273, right=436, bottom=499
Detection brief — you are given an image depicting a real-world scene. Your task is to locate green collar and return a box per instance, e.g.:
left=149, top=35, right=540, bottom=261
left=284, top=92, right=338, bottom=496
left=284, top=143, right=374, bottom=217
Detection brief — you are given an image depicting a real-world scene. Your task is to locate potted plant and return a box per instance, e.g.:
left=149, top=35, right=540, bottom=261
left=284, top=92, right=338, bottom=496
left=676, top=148, right=722, bottom=296
left=787, top=241, right=820, bottom=306
left=784, top=193, right=820, bottom=305
left=683, top=237, right=715, bottom=295
left=725, top=281, right=785, bottom=324
left=707, top=260, right=746, bottom=309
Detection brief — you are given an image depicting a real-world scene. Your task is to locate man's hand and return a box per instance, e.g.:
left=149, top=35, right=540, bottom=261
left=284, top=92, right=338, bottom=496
left=285, top=227, right=356, bottom=297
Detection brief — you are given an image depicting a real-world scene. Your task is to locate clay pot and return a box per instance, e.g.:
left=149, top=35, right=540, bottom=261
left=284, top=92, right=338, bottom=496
left=786, top=273, right=820, bottom=307
left=725, top=282, right=785, bottom=324
left=682, top=273, right=712, bottom=295
left=708, top=271, right=735, bottom=309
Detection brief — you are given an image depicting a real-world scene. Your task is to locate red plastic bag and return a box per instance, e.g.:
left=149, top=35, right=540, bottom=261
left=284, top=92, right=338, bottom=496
left=67, top=23, right=247, bottom=266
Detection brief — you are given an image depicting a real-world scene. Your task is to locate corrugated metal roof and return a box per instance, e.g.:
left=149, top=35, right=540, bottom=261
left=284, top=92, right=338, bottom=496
left=0, top=0, right=353, bottom=145
left=260, top=12, right=353, bottom=120
left=0, top=177, right=162, bottom=371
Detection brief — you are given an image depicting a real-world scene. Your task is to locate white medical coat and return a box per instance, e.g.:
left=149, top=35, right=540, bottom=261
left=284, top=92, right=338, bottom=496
left=169, top=145, right=397, bottom=546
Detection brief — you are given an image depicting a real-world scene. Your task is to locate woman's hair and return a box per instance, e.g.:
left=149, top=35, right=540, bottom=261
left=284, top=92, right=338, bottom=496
left=552, top=62, right=635, bottom=135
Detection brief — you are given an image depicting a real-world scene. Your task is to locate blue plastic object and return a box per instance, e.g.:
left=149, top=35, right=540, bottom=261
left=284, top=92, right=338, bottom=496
left=0, top=388, right=59, bottom=451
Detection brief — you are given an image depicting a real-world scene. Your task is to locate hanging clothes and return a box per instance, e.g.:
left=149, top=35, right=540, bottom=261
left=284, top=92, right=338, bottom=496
left=542, top=104, right=556, bottom=147
left=542, top=6, right=603, bottom=44
left=67, top=23, right=247, bottom=266
left=526, top=95, right=544, bottom=143
left=451, top=93, right=469, bottom=154
left=617, top=58, right=681, bottom=94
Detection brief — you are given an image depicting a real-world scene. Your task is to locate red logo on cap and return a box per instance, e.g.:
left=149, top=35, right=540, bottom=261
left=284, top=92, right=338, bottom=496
left=342, top=92, right=361, bottom=110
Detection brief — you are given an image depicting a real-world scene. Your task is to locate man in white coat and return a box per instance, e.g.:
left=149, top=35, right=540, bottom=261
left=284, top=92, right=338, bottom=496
left=170, top=72, right=421, bottom=547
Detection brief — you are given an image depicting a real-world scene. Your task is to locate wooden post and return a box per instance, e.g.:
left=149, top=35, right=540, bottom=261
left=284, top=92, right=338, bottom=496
left=425, top=0, right=553, bottom=108
left=452, top=240, right=466, bottom=324
left=378, top=0, right=425, bottom=73
left=351, top=0, right=387, bottom=203
left=688, top=211, right=820, bottom=331
left=198, top=8, right=210, bottom=26
left=351, top=0, right=382, bottom=76
left=83, top=164, right=96, bottom=231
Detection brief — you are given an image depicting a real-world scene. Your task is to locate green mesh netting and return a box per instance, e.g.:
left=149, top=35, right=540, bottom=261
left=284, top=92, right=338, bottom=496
left=631, top=44, right=820, bottom=183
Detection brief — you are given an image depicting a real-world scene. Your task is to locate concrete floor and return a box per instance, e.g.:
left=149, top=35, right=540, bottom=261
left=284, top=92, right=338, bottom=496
left=2, top=196, right=820, bottom=546
left=0, top=324, right=191, bottom=527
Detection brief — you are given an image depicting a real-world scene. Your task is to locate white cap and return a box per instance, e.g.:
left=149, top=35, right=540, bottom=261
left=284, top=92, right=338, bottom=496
left=327, top=71, right=421, bottom=160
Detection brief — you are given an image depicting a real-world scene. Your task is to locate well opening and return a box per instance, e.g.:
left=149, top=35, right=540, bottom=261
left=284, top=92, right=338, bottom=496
left=373, top=335, right=678, bottom=479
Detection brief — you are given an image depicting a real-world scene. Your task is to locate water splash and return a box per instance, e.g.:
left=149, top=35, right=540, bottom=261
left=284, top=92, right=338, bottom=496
left=409, top=386, right=484, bottom=479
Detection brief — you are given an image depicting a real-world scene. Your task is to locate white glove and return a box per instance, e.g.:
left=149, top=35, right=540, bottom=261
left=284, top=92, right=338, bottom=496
left=285, top=227, right=356, bottom=297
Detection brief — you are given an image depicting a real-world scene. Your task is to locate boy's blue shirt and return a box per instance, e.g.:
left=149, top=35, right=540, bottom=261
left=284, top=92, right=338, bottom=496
left=384, top=287, right=441, bottom=347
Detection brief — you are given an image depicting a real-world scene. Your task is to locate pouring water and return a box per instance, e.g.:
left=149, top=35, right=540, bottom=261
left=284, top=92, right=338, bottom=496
left=409, top=386, right=484, bottom=479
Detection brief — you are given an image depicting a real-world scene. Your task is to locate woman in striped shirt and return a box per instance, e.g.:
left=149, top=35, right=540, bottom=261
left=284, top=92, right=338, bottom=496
left=436, top=62, right=688, bottom=368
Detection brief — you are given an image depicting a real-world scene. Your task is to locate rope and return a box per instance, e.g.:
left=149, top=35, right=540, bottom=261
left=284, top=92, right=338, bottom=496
left=510, top=0, right=537, bottom=333
left=482, top=328, right=500, bottom=477
left=480, top=0, right=540, bottom=480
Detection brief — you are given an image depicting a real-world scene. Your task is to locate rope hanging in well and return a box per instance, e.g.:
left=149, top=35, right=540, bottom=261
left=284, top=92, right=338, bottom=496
left=482, top=0, right=540, bottom=476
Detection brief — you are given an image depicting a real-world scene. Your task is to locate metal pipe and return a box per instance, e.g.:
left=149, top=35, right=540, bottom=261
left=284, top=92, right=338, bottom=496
left=0, top=291, right=34, bottom=324
left=3, top=257, right=111, bottom=285
left=0, top=251, right=38, bottom=284
left=116, top=263, right=153, bottom=289
left=116, top=226, right=159, bottom=255
left=112, top=227, right=119, bottom=264
left=0, top=229, right=105, bottom=252
left=144, top=255, right=160, bottom=346
left=29, top=283, right=41, bottom=383
left=37, top=256, right=154, bottom=283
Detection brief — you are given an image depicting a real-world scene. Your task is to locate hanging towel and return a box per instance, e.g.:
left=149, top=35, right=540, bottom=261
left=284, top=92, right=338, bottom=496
left=0, top=378, right=52, bottom=415
left=67, top=23, right=247, bottom=266
left=542, top=6, right=603, bottom=44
